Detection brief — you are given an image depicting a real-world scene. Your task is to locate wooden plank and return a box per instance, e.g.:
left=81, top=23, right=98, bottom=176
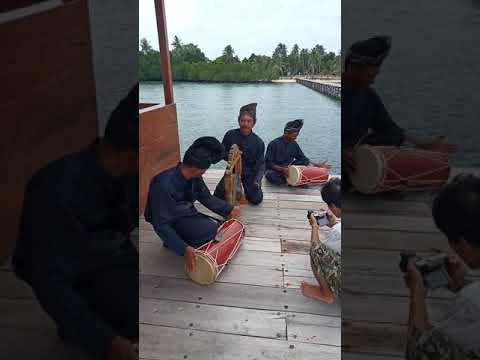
left=343, top=273, right=454, bottom=299
left=342, top=321, right=407, bottom=357
left=284, top=275, right=316, bottom=289
left=140, top=243, right=283, bottom=287
left=282, top=239, right=311, bottom=254
left=342, top=293, right=450, bottom=324
left=245, top=223, right=316, bottom=241
left=140, top=324, right=340, bottom=360
left=0, top=327, right=89, bottom=360
left=344, top=214, right=439, bottom=233
left=242, top=238, right=281, bottom=252
left=342, top=229, right=449, bottom=252
left=140, top=298, right=287, bottom=340
left=279, top=200, right=325, bottom=210
left=344, top=195, right=431, bottom=217
left=342, top=353, right=402, bottom=360
left=140, top=275, right=341, bottom=317
left=141, top=241, right=310, bottom=272
left=286, top=313, right=340, bottom=346
left=140, top=231, right=280, bottom=253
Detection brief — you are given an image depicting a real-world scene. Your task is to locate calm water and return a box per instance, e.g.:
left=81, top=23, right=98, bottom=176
left=140, top=82, right=341, bottom=173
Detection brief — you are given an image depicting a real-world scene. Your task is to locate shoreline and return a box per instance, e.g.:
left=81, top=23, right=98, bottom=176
left=140, top=77, right=340, bottom=85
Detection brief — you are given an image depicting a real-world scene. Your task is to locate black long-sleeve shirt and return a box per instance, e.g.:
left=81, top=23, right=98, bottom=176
left=342, top=85, right=405, bottom=147
left=265, top=136, right=310, bottom=170
left=12, top=144, right=138, bottom=357
left=221, top=129, right=265, bottom=184
left=144, top=164, right=233, bottom=256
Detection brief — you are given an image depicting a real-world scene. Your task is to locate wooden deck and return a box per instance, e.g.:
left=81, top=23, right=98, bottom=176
left=139, top=169, right=341, bottom=360
left=341, top=167, right=480, bottom=359
left=0, top=268, right=91, bottom=359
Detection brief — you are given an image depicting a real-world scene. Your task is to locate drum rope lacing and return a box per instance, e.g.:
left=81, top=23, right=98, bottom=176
left=193, top=221, right=244, bottom=277
left=381, top=150, right=450, bottom=191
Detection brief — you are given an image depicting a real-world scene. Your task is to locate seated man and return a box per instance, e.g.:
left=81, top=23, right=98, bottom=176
left=405, top=174, right=480, bottom=359
left=12, top=85, right=139, bottom=360
left=301, top=178, right=341, bottom=303
left=342, top=36, right=456, bottom=183
left=265, top=119, right=331, bottom=185
left=145, top=136, right=241, bottom=273
left=214, top=103, right=265, bottom=205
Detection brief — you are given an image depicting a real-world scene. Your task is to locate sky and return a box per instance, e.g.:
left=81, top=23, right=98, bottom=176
left=139, top=0, right=340, bottom=60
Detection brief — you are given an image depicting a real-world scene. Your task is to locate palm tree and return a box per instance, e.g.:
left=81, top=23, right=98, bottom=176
left=222, top=45, right=236, bottom=64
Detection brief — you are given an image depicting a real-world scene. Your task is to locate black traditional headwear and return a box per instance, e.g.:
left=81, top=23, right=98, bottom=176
left=239, top=103, right=257, bottom=122
left=346, top=36, right=391, bottom=66
left=104, top=84, right=139, bottom=149
left=183, top=137, right=225, bottom=169
left=284, top=119, right=304, bottom=133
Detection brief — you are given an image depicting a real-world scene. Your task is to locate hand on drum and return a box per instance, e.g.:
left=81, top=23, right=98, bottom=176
left=184, top=246, right=196, bottom=273
left=229, top=205, right=241, bottom=219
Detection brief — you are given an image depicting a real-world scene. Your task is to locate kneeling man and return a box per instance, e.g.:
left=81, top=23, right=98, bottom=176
left=145, top=137, right=241, bottom=272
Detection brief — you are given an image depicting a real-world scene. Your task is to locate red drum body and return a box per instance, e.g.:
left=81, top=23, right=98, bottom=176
left=350, top=145, right=450, bottom=194
left=287, top=165, right=330, bottom=186
left=186, top=219, right=245, bottom=285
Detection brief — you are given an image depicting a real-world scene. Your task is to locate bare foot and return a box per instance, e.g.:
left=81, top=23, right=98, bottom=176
left=300, top=281, right=334, bottom=304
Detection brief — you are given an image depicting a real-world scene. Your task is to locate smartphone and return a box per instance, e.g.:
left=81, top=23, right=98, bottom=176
left=307, top=210, right=329, bottom=226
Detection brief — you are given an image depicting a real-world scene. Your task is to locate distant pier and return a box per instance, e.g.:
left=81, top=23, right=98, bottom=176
left=296, top=78, right=341, bottom=99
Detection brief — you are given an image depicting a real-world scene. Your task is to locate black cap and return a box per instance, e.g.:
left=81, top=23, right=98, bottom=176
left=183, top=137, right=225, bottom=169
left=284, top=119, right=304, bottom=133
left=346, top=36, right=391, bottom=66
left=239, top=103, right=257, bottom=122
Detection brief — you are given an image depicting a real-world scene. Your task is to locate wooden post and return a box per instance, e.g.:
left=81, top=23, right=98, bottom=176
left=154, top=0, right=174, bottom=105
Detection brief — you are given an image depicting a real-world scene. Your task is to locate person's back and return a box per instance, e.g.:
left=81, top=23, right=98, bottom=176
left=13, top=145, right=137, bottom=283
left=12, top=84, right=140, bottom=360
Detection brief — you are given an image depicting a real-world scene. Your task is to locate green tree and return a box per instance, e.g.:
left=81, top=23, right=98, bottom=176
left=288, top=44, right=300, bottom=75
left=222, top=45, right=239, bottom=64
left=171, top=35, right=182, bottom=50
left=139, top=38, right=153, bottom=54
left=272, top=43, right=288, bottom=75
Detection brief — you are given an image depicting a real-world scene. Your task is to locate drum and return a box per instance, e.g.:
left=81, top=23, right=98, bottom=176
left=287, top=165, right=330, bottom=186
left=186, top=219, right=245, bottom=285
left=350, top=145, right=450, bottom=194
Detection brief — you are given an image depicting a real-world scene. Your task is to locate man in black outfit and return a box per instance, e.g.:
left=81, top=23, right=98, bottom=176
left=12, top=85, right=139, bottom=360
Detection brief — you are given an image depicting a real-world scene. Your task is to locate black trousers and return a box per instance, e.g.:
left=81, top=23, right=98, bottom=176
left=214, top=176, right=263, bottom=205
left=265, top=169, right=287, bottom=185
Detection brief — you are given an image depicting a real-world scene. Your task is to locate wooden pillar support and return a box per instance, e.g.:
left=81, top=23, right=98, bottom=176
left=154, top=0, right=174, bottom=105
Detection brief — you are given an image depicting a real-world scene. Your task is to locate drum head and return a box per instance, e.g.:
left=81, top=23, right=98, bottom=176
left=187, top=252, right=217, bottom=285
left=350, top=146, right=384, bottom=194
left=287, top=166, right=301, bottom=185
